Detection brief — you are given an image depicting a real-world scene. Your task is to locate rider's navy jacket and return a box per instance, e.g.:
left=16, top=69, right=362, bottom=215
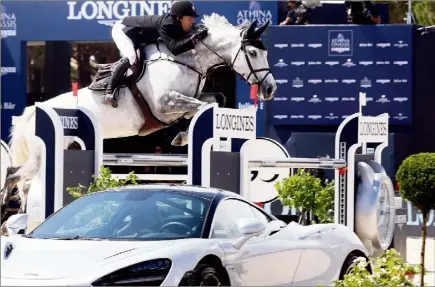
left=121, top=13, right=195, bottom=56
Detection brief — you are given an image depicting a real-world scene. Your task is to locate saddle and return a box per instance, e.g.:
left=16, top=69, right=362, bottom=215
left=88, top=47, right=169, bottom=136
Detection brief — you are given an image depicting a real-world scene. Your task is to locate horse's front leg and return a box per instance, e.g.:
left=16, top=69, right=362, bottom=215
left=171, top=92, right=226, bottom=147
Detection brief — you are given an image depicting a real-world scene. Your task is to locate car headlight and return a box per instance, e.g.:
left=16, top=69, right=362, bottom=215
left=92, top=259, right=172, bottom=286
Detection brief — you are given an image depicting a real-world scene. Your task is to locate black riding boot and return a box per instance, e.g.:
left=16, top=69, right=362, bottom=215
left=103, top=57, right=131, bottom=108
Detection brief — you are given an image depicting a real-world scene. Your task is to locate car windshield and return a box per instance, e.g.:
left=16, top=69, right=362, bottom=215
left=27, top=188, right=212, bottom=241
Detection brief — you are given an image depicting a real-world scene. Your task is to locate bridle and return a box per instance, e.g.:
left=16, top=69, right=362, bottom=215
left=200, top=28, right=272, bottom=87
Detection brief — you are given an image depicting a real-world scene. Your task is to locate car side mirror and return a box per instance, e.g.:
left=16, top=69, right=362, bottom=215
left=5, top=214, right=28, bottom=235
left=233, top=218, right=266, bottom=249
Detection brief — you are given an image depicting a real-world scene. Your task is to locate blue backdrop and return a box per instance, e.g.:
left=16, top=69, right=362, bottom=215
left=0, top=0, right=415, bottom=143
left=262, top=25, right=414, bottom=126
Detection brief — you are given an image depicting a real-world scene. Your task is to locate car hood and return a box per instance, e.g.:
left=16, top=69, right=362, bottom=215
left=1, top=236, right=175, bottom=280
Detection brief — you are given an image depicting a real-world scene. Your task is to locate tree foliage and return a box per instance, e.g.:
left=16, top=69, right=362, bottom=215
left=274, top=169, right=334, bottom=224
left=66, top=166, right=139, bottom=199
left=396, top=152, right=435, bottom=286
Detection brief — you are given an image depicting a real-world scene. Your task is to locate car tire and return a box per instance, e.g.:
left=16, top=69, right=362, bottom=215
left=181, top=264, right=224, bottom=286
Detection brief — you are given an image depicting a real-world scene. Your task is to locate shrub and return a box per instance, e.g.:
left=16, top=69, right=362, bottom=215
left=396, top=152, right=435, bottom=286
left=333, top=249, right=421, bottom=287
left=66, top=166, right=139, bottom=198
left=274, top=169, right=334, bottom=224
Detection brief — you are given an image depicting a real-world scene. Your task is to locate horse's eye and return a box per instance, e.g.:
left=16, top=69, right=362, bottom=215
left=249, top=50, right=257, bottom=57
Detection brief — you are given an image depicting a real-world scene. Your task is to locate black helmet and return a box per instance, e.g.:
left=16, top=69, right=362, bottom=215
left=170, top=1, right=199, bottom=18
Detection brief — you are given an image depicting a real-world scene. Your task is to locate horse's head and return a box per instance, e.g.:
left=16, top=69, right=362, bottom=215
left=231, top=20, right=276, bottom=101
left=200, top=14, right=276, bottom=101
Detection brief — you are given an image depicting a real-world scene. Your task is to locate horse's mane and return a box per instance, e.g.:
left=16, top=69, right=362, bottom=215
left=201, top=13, right=251, bottom=32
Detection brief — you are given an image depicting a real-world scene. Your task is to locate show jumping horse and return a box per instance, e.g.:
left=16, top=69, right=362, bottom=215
left=0, top=13, right=277, bottom=219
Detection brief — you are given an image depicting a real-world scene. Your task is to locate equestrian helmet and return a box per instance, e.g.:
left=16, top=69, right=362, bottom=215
left=170, top=0, right=199, bottom=18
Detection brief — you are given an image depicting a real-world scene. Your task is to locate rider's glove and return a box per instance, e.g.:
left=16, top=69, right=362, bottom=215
left=190, top=28, right=209, bottom=44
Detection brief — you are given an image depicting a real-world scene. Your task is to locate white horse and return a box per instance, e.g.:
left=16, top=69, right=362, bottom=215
left=0, top=13, right=276, bottom=219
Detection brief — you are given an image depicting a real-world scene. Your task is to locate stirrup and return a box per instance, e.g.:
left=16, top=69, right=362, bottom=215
left=103, top=92, right=118, bottom=108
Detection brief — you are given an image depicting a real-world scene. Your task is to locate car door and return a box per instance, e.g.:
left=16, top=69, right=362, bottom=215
left=210, top=198, right=302, bottom=286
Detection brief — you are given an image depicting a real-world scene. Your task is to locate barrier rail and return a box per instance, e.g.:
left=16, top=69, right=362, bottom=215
left=103, top=153, right=188, bottom=167
left=248, top=158, right=346, bottom=169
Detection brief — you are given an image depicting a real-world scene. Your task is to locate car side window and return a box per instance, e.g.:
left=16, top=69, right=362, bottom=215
left=211, top=199, right=255, bottom=239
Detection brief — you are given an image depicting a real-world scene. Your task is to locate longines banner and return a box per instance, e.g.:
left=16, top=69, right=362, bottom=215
left=263, top=25, right=414, bottom=126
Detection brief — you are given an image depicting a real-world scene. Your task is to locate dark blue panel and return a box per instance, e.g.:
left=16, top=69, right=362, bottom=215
left=263, top=25, right=414, bottom=126
left=35, top=107, right=56, bottom=217
left=54, top=109, right=96, bottom=151
left=191, top=108, right=213, bottom=186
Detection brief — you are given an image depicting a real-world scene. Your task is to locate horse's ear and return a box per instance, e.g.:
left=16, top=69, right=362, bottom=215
left=245, top=20, right=258, bottom=39
left=253, top=20, right=271, bottom=39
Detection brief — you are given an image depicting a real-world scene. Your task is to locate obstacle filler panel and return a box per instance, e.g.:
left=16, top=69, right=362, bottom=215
left=63, top=150, right=95, bottom=206
left=209, top=151, right=240, bottom=193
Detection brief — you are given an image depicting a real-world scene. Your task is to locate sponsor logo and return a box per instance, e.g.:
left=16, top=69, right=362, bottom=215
left=1, top=5, right=17, bottom=39
left=393, top=113, right=408, bottom=120
left=290, top=97, right=304, bottom=102
left=376, top=79, right=390, bottom=84
left=276, top=79, right=288, bottom=84
left=394, top=79, right=408, bottom=83
left=308, top=79, right=322, bottom=84
left=342, top=79, right=356, bottom=84
left=393, top=97, right=408, bottom=102
left=308, top=95, right=322, bottom=103
left=325, top=79, right=339, bottom=83
left=359, top=43, right=373, bottom=47
left=274, top=44, right=288, bottom=49
left=308, top=115, right=322, bottom=120
left=214, top=108, right=256, bottom=139
left=308, top=43, right=322, bottom=48
left=290, top=115, right=304, bottom=119
left=59, top=116, right=79, bottom=130
left=394, top=61, right=408, bottom=66
left=328, top=30, right=353, bottom=56
left=342, top=97, right=356, bottom=102
left=366, top=97, right=374, bottom=101
left=273, top=97, right=288, bottom=101
left=291, top=43, right=305, bottom=48
left=376, top=61, right=390, bottom=65
left=325, top=61, right=339, bottom=66
left=274, top=59, right=288, bottom=68
left=325, top=97, right=339, bottom=102
left=292, top=77, right=303, bottom=88
left=291, top=61, right=305, bottom=66
left=342, top=59, right=356, bottom=67
left=360, top=77, right=372, bottom=88
left=1, top=67, right=17, bottom=76
left=394, top=40, right=408, bottom=48
left=377, top=43, right=391, bottom=48
left=325, top=113, right=338, bottom=119
left=308, top=61, right=321, bottom=66
left=237, top=0, right=273, bottom=25
left=67, top=1, right=172, bottom=26
left=0, top=102, right=16, bottom=109
left=238, top=102, right=264, bottom=110
left=359, top=61, right=373, bottom=66
left=274, top=115, right=288, bottom=119
left=376, top=95, right=390, bottom=103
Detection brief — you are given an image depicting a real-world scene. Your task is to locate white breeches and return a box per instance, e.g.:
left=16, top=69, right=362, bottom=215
left=112, top=20, right=136, bottom=76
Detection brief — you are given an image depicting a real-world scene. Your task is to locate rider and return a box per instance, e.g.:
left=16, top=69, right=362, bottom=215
left=104, top=0, right=209, bottom=106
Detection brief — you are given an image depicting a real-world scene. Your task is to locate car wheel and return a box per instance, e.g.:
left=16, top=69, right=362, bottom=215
left=182, top=264, right=224, bottom=286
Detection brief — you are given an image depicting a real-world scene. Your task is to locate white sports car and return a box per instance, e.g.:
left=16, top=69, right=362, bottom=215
left=1, top=185, right=371, bottom=286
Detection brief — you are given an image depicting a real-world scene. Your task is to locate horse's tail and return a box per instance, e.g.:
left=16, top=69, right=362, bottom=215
left=9, top=105, right=36, bottom=167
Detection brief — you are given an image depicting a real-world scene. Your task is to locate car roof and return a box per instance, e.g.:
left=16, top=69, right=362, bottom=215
left=97, top=184, right=246, bottom=201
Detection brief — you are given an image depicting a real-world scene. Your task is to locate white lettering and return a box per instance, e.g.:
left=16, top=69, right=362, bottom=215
left=59, top=116, right=79, bottom=130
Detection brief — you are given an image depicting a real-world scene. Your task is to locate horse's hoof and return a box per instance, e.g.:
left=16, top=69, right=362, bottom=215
left=111, top=101, right=118, bottom=108
left=171, top=132, right=188, bottom=147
